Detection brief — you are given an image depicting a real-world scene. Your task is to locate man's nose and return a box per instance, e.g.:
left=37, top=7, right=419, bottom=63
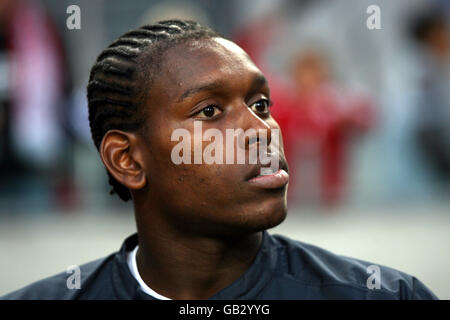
left=241, top=105, right=272, bottom=150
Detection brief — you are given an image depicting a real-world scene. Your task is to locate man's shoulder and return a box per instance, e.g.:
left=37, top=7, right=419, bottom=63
left=266, top=232, right=438, bottom=299
left=0, top=256, right=112, bottom=300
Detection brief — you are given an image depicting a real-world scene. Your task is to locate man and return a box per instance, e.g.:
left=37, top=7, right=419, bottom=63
left=1, top=19, right=437, bottom=300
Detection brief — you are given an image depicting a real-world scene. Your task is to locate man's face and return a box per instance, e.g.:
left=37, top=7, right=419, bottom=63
left=138, top=37, right=289, bottom=237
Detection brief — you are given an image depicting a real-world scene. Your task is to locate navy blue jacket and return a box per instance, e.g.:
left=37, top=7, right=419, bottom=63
left=1, top=231, right=438, bottom=300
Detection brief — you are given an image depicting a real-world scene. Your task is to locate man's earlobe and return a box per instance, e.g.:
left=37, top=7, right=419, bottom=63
left=100, top=130, right=147, bottom=191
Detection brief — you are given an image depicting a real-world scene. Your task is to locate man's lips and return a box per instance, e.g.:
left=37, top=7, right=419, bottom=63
left=246, top=156, right=289, bottom=179
left=245, top=158, right=289, bottom=189
left=247, top=169, right=289, bottom=189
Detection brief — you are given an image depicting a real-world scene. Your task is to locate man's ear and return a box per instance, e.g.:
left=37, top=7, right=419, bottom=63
left=99, top=130, right=147, bottom=191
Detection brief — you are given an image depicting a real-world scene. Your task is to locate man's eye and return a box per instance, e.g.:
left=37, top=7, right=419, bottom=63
left=249, top=99, right=272, bottom=114
left=196, top=105, right=222, bottom=119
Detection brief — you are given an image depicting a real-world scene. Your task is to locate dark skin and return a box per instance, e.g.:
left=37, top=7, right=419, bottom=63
left=100, top=37, right=289, bottom=299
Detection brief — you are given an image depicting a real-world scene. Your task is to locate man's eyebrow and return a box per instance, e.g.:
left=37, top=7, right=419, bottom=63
left=177, top=73, right=269, bottom=102
left=178, top=81, right=225, bottom=102
left=247, top=73, right=269, bottom=96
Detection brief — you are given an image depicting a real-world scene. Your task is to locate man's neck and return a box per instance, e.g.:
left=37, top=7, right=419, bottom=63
left=134, top=221, right=263, bottom=300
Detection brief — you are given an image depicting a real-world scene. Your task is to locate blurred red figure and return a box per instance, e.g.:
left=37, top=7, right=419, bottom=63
left=0, top=0, right=74, bottom=210
left=272, top=50, right=375, bottom=207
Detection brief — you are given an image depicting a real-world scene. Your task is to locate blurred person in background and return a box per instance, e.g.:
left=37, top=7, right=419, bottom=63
left=274, top=48, right=375, bottom=208
left=410, top=10, right=450, bottom=192
left=0, top=0, right=71, bottom=210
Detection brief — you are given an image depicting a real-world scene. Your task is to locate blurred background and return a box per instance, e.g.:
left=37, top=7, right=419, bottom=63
left=0, top=0, right=449, bottom=298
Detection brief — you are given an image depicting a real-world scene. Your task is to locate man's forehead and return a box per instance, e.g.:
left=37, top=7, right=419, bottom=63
left=166, top=37, right=250, bottom=64
left=161, top=37, right=259, bottom=90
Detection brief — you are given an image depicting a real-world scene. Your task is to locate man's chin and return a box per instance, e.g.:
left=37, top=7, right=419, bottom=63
left=255, top=202, right=288, bottom=231
left=234, top=197, right=288, bottom=234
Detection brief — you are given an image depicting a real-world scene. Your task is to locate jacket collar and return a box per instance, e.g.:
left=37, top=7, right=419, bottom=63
left=111, top=231, right=278, bottom=300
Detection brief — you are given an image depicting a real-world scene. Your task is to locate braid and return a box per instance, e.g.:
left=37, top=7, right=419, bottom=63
left=87, top=19, right=220, bottom=201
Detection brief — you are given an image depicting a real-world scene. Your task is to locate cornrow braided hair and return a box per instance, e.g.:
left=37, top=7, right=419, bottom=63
left=87, top=19, right=220, bottom=201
